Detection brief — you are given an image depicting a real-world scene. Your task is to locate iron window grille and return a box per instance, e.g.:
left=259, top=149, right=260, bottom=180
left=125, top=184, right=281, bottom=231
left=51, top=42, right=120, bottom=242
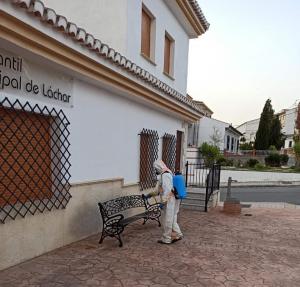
left=162, top=133, right=176, bottom=173
left=0, top=97, right=71, bottom=223
left=139, top=128, right=159, bottom=191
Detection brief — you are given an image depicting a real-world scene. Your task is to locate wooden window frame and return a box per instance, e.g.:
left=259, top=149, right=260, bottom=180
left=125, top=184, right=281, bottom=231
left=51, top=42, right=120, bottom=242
left=0, top=97, right=71, bottom=223
left=163, top=31, right=175, bottom=78
left=175, top=130, right=183, bottom=173
left=141, top=5, right=156, bottom=64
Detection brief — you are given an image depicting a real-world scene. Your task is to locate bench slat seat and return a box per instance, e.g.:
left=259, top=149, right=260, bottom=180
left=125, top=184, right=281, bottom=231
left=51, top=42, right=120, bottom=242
left=98, top=194, right=161, bottom=247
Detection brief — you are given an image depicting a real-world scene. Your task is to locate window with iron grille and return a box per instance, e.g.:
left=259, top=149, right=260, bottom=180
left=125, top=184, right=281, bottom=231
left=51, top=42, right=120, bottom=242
left=139, top=129, right=159, bottom=191
left=0, top=97, right=71, bottom=223
left=162, top=133, right=176, bottom=173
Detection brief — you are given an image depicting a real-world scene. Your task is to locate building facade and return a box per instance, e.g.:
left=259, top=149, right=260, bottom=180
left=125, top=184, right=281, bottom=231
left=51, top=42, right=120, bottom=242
left=188, top=116, right=242, bottom=154
left=0, top=0, right=209, bottom=270
left=237, top=106, right=299, bottom=149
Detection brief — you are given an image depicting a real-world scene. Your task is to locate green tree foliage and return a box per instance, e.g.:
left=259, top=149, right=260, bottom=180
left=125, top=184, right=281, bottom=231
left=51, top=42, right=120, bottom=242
left=294, top=142, right=300, bottom=167
left=199, top=142, right=220, bottom=166
left=255, top=99, right=274, bottom=150
left=239, top=142, right=253, bottom=150
left=269, top=115, right=285, bottom=149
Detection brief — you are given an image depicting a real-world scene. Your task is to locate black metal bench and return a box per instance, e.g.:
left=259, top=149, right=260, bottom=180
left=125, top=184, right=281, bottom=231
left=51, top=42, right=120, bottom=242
left=98, top=194, right=161, bottom=247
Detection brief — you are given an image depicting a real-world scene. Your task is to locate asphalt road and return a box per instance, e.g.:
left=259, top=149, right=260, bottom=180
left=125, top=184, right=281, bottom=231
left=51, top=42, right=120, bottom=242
left=220, top=186, right=300, bottom=205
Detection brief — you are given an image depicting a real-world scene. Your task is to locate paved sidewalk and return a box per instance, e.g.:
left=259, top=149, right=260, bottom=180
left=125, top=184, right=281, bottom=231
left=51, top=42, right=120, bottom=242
left=1, top=208, right=300, bottom=287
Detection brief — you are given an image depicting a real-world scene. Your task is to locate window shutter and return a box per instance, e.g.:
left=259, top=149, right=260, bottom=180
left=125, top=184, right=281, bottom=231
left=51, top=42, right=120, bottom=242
left=164, top=35, right=171, bottom=74
left=141, top=9, right=151, bottom=57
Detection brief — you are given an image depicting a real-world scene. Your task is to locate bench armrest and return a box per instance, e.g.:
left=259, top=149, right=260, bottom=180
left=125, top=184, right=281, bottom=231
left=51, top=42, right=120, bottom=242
left=146, top=202, right=160, bottom=213
left=104, top=214, right=124, bottom=225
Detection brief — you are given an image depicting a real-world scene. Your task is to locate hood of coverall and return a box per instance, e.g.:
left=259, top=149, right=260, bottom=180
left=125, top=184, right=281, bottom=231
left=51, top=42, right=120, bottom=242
left=153, top=160, right=172, bottom=175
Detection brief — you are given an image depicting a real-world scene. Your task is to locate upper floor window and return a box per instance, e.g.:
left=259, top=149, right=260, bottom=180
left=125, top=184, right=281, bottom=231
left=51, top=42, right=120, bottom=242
left=164, top=32, right=174, bottom=77
left=141, top=6, right=155, bottom=63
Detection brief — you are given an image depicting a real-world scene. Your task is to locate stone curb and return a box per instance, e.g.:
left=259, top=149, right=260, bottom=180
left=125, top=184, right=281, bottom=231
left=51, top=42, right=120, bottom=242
left=220, top=181, right=300, bottom=188
left=218, top=201, right=300, bottom=209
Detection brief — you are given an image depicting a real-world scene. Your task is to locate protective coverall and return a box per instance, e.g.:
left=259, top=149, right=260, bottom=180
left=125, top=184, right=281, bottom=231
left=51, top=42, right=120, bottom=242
left=153, top=160, right=183, bottom=244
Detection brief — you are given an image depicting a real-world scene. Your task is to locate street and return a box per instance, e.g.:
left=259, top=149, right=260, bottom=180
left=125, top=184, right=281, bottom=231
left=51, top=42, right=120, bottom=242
left=220, top=186, right=300, bottom=205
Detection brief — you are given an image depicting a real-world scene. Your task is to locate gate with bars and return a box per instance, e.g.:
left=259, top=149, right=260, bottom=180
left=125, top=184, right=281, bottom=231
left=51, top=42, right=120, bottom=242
left=184, top=161, right=221, bottom=212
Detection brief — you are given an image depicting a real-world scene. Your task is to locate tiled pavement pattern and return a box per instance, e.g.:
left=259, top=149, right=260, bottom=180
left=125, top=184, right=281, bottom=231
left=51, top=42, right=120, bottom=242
left=1, top=208, right=300, bottom=287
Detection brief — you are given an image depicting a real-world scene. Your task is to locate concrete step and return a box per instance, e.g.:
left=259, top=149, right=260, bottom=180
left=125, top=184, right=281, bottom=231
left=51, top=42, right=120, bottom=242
left=181, top=202, right=206, bottom=211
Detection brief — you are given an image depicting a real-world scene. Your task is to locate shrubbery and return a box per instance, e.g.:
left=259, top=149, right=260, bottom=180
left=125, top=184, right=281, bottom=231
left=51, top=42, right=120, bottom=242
left=199, top=142, right=220, bottom=166
left=264, top=153, right=289, bottom=167
left=246, top=159, right=259, bottom=168
left=216, top=156, right=227, bottom=166
left=265, top=153, right=281, bottom=167
left=254, top=163, right=265, bottom=170
left=280, top=154, right=289, bottom=165
left=216, top=156, right=235, bottom=167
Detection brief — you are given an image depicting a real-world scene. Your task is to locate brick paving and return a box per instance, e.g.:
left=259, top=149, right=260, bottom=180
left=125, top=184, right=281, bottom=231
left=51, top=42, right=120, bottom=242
left=1, top=208, right=300, bottom=287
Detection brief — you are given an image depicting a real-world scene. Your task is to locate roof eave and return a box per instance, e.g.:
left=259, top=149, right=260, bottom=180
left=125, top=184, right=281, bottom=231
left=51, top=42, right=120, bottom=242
left=176, top=0, right=209, bottom=36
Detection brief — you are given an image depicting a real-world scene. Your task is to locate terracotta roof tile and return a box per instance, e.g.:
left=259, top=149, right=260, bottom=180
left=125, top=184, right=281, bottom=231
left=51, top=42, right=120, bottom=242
left=188, top=0, right=210, bottom=31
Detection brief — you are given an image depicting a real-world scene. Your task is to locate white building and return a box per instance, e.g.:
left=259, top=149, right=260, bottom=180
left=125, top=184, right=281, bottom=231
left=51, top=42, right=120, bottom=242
left=278, top=107, right=298, bottom=149
left=237, top=106, right=299, bottom=149
left=236, top=118, right=260, bottom=143
left=0, top=0, right=209, bottom=270
left=188, top=116, right=242, bottom=154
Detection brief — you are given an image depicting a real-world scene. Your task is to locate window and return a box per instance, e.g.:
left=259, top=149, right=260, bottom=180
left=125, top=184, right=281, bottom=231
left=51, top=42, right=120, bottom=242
left=0, top=97, right=71, bottom=223
left=141, top=7, right=155, bottom=61
left=226, top=135, right=230, bottom=150
left=139, top=129, right=159, bottom=190
left=175, top=131, right=183, bottom=172
left=164, top=32, right=174, bottom=77
left=162, top=133, right=176, bottom=172
left=231, top=137, right=234, bottom=152
left=289, top=141, right=293, bottom=148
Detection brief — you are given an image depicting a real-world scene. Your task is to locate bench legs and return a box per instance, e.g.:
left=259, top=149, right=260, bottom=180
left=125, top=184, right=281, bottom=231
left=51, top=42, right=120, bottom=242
left=99, top=230, right=123, bottom=247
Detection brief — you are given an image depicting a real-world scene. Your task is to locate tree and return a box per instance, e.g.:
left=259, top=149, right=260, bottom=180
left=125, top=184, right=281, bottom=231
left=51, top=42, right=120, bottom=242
left=269, top=115, right=285, bottom=149
left=294, top=103, right=300, bottom=142
left=209, top=127, right=223, bottom=148
left=294, top=142, right=300, bottom=167
left=254, top=99, right=274, bottom=150
left=239, top=142, right=253, bottom=150
left=199, top=142, right=220, bottom=166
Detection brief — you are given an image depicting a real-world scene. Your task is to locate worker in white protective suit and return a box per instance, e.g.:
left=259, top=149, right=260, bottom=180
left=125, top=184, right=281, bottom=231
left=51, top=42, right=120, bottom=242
left=152, top=159, right=183, bottom=244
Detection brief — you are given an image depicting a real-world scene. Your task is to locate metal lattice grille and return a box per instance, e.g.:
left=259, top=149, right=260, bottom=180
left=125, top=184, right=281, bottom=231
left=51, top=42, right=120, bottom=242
left=0, top=97, right=71, bottom=223
left=139, top=129, right=159, bottom=191
left=162, top=133, right=176, bottom=173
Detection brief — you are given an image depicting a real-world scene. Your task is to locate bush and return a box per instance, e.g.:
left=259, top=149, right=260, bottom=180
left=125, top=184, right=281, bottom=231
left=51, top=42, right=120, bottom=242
left=216, top=156, right=227, bottom=166
left=234, top=160, right=243, bottom=168
left=280, top=154, right=289, bottom=165
left=225, top=159, right=234, bottom=166
left=268, top=145, right=277, bottom=152
left=199, top=142, right=220, bottom=166
left=265, top=153, right=281, bottom=167
left=294, top=142, right=300, bottom=167
left=254, top=163, right=265, bottom=171
left=246, top=158, right=259, bottom=168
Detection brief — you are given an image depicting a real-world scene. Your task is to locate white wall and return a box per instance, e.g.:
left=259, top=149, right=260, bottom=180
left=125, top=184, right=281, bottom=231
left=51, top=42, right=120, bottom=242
left=68, top=79, right=182, bottom=184
left=282, top=108, right=297, bottom=136
left=42, top=0, right=128, bottom=54
left=41, top=0, right=190, bottom=96
left=127, top=0, right=190, bottom=95
left=237, top=119, right=259, bottom=142
left=198, top=117, right=227, bottom=151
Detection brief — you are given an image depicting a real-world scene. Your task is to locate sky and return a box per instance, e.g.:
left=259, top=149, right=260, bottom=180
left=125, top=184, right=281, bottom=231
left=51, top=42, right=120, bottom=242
left=187, top=0, right=300, bottom=126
